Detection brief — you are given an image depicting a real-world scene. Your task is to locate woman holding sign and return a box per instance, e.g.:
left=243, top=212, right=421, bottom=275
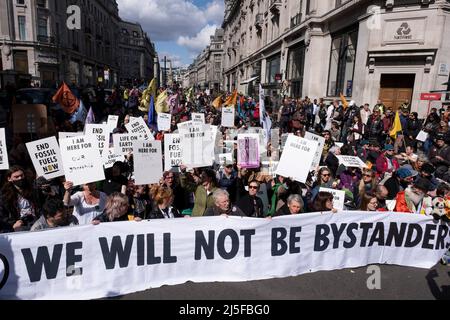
left=311, top=192, right=338, bottom=213
left=63, top=181, right=107, bottom=225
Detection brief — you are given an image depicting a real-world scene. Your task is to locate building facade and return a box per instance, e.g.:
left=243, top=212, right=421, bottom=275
left=118, top=20, right=157, bottom=86
left=222, top=0, right=450, bottom=118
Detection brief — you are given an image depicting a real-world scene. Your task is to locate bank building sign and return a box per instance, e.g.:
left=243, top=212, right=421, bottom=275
left=394, top=22, right=412, bottom=40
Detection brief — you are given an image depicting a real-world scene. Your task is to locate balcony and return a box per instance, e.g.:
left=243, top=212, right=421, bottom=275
left=290, top=13, right=302, bottom=29
left=255, top=14, right=263, bottom=29
left=269, top=0, right=281, bottom=14
left=37, top=35, right=55, bottom=44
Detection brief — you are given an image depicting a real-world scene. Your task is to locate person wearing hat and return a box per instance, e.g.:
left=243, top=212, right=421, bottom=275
left=383, top=167, right=417, bottom=200
left=373, top=99, right=385, bottom=116
left=357, top=140, right=370, bottom=162
left=429, top=133, right=450, bottom=180
left=375, top=144, right=400, bottom=174
left=395, top=177, right=433, bottom=214
left=400, top=99, right=411, bottom=113
left=416, top=162, right=439, bottom=192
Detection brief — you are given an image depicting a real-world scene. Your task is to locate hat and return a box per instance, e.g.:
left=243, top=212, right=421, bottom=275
left=396, top=168, right=414, bottom=179
left=420, top=162, right=436, bottom=175
left=384, top=144, right=394, bottom=151
left=360, top=140, right=369, bottom=146
left=413, top=177, right=433, bottom=192
left=435, top=133, right=445, bottom=141
left=400, top=165, right=418, bottom=177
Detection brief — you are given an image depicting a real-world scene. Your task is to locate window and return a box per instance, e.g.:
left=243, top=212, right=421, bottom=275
left=122, top=29, right=128, bottom=34
left=16, top=0, right=25, bottom=5
left=133, top=31, right=139, bottom=38
left=36, top=0, right=46, bottom=8
left=287, top=45, right=306, bottom=98
left=14, top=50, right=28, bottom=73
left=327, top=28, right=358, bottom=97
left=18, top=16, right=26, bottom=40
left=38, top=17, right=47, bottom=37
left=266, top=55, right=281, bottom=83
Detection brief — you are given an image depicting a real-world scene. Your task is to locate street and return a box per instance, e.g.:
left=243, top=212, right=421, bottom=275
left=115, top=263, right=449, bottom=300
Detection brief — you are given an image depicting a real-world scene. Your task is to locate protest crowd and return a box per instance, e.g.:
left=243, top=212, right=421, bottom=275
left=0, top=79, right=449, bottom=264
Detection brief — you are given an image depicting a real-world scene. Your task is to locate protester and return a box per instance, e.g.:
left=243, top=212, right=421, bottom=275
left=204, top=189, right=245, bottom=217
left=236, top=180, right=264, bottom=218
left=148, top=185, right=184, bottom=219
left=31, top=198, right=78, bottom=231
left=92, top=192, right=131, bottom=224
left=311, top=191, right=338, bottom=213
left=275, top=194, right=304, bottom=216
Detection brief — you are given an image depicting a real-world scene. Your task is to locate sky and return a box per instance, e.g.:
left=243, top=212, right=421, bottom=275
left=116, top=0, right=225, bottom=68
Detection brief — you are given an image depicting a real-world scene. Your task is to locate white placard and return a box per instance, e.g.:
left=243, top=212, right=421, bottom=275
left=0, top=128, right=9, bottom=170
left=26, top=137, right=64, bottom=179
left=335, top=142, right=344, bottom=148
left=157, top=113, right=171, bottom=132
left=125, top=117, right=153, bottom=141
left=164, top=134, right=182, bottom=171
left=107, top=115, right=119, bottom=133
left=221, top=107, right=235, bottom=128
left=218, top=153, right=233, bottom=166
left=192, top=113, right=205, bottom=124
left=59, top=135, right=105, bottom=186
left=305, top=131, right=325, bottom=170
left=133, top=140, right=163, bottom=185
left=103, top=148, right=125, bottom=169
left=113, top=134, right=140, bottom=156
left=1, top=213, right=448, bottom=300
left=58, top=132, right=83, bottom=141
left=179, top=123, right=212, bottom=168
left=276, top=135, right=319, bottom=183
left=84, top=123, right=108, bottom=156
left=336, top=155, right=368, bottom=168
left=416, top=130, right=429, bottom=142
left=320, top=187, right=346, bottom=211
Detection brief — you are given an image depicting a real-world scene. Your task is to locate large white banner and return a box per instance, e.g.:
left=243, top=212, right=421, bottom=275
left=276, top=135, right=318, bottom=183
left=133, top=140, right=163, bottom=185
left=0, top=128, right=10, bottom=170
left=59, top=135, right=105, bottom=186
left=164, top=134, right=182, bottom=172
left=26, top=137, right=65, bottom=180
left=0, top=213, right=448, bottom=300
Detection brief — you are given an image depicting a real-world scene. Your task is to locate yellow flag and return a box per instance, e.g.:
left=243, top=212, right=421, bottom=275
left=212, top=95, right=222, bottom=109
left=155, top=90, right=169, bottom=113
left=340, top=93, right=349, bottom=110
left=390, top=111, right=403, bottom=139
left=148, top=78, right=157, bottom=98
left=224, top=90, right=237, bottom=106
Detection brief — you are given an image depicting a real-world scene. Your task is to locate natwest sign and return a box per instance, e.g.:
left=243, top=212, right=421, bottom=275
left=420, top=93, right=442, bottom=101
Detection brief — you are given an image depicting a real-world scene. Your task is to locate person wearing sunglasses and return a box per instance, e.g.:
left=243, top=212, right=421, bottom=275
left=236, top=180, right=265, bottom=218
left=310, top=167, right=335, bottom=203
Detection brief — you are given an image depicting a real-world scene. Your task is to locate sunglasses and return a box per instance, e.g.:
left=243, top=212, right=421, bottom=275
left=322, top=174, right=331, bottom=177
left=249, top=186, right=259, bottom=190
left=363, top=174, right=372, bottom=177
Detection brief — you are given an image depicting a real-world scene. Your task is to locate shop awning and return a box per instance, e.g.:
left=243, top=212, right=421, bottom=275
left=240, top=76, right=259, bottom=85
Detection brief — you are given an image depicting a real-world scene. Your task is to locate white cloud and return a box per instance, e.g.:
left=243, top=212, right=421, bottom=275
left=177, top=24, right=218, bottom=54
left=116, top=0, right=224, bottom=42
left=158, top=52, right=189, bottom=68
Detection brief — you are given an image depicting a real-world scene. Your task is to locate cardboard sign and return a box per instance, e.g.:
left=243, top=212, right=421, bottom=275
left=103, top=148, right=125, bottom=169
left=12, top=104, right=47, bottom=134
left=336, top=155, right=368, bottom=168
left=416, top=130, right=428, bottom=142
left=133, top=140, right=163, bottom=185
left=26, top=137, right=64, bottom=179
left=157, top=113, right=171, bottom=132
left=179, top=124, right=212, bottom=168
left=125, top=117, right=153, bottom=141
left=305, top=131, right=325, bottom=170
left=84, top=124, right=108, bottom=156
left=237, top=134, right=260, bottom=169
left=192, top=113, right=205, bottom=124
left=320, top=187, right=345, bottom=211
left=271, top=129, right=280, bottom=161
left=113, top=134, right=140, bottom=156
left=218, top=153, right=233, bottom=166
left=275, top=135, right=319, bottom=183
left=59, top=135, right=105, bottom=186
left=221, top=107, right=235, bottom=128
left=164, top=134, right=182, bottom=171
left=0, top=128, right=9, bottom=170
left=107, top=115, right=119, bottom=133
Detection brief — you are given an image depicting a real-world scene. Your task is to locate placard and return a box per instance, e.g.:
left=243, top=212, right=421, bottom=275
left=133, top=140, right=163, bottom=185
left=164, top=134, right=182, bottom=171
left=157, top=113, right=171, bottom=132
left=113, top=134, right=140, bottom=156
left=275, top=135, right=319, bottom=183
left=107, top=115, right=119, bottom=133
left=103, top=148, right=125, bottom=169
left=84, top=123, right=108, bottom=156
left=237, top=134, right=260, bottom=169
left=221, top=107, right=235, bottom=128
left=26, top=137, right=64, bottom=179
left=59, top=135, right=105, bottom=186
left=125, top=117, right=153, bottom=141
left=192, top=113, right=205, bottom=124
left=218, top=153, right=233, bottom=166
left=320, top=187, right=345, bottom=211
left=58, top=132, right=83, bottom=141
left=305, top=131, right=325, bottom=170
left=336, top=155, right=368, bottom=168
left=416, top=130, right=428, bottom=142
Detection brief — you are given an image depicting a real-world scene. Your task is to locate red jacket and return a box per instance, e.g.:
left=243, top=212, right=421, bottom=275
left=394, top=191, right=413, bottom=213
left=375, top=154, right=399, bottom=174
